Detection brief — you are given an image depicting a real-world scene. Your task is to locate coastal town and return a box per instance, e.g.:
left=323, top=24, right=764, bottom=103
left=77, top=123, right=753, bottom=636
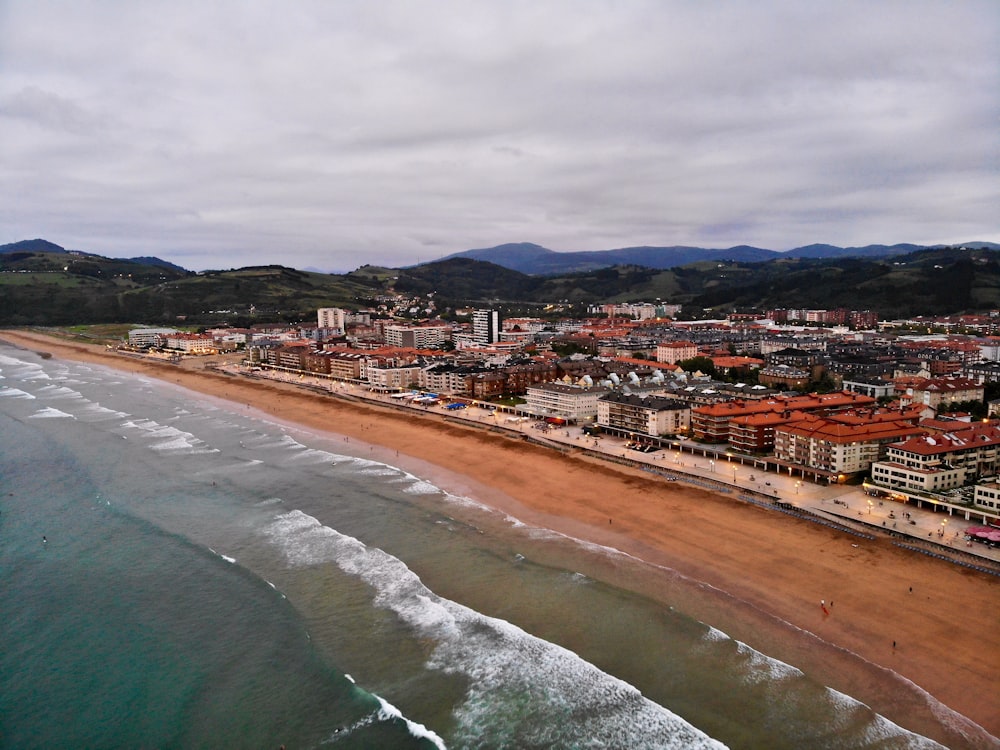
left=120, top=300, right=1000, bottom=571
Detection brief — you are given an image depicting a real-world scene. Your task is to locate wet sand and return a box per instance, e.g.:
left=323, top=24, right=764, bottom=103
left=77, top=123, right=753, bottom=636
left=3, top=329, right=998, bottom=749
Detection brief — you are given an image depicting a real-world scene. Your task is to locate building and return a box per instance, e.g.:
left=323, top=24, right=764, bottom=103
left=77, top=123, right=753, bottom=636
left=870, top=422, right=1000, bottom=493
left=973, top=483, right=1000, bottom=513
left=317, top=308, right=347, bottom=335
left=128, top=328, right=177, bottom=348
left=522, top=383, right=610, bottom=422
left=758, top=364, right=810, bottom=390
left=842, top=377, right=895, bottom=400
left=384, top=323, right=451, bottom=349
left=656, top=340, right=698, bottom=365
left=163, top=332, right=217, bottom=354
left=472, top=309, right=500, bottom=345
left=774, top=414, right=924, bottom=477
left=366, top=362, right=422, bottom=391
left=963, top=361, right=1000, bottom=385
left=902, top=377, right=984, bottom=410
left=728, top=410, right=804, bottom=454
left=597, top=393, right=690, bottom=438
left=691, top=391, right=876, bottom=444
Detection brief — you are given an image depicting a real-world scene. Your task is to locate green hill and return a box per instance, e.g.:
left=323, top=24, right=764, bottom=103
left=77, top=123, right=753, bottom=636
left=2, top=241, right=998, bottom=326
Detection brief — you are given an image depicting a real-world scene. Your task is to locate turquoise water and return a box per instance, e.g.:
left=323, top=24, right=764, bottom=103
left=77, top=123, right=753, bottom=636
left=0, top=344, right=951, bottom=748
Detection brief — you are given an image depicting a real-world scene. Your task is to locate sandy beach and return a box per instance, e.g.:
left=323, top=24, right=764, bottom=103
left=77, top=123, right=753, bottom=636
left=3, top=329, right=998, bottom=749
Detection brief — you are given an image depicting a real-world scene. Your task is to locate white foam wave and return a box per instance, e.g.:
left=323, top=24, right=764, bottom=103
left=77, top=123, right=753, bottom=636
left=403, top=480, right=441, bottom=495
left=263, top=510, right=725, bottom=749
left=375, top=696, right=447, bottom=750
left=81, top=404, right=130, bottom=420
left=289, top=447, right=341, bottom=463
left=0, top=353, right=43, bottom=368
left=28, top=407, right=75, bottom=419
left=0, top=386, right=35, bottom=399
left=35, top=384, right=83, bottom=399
left=120, top=418, right=217, bottom=454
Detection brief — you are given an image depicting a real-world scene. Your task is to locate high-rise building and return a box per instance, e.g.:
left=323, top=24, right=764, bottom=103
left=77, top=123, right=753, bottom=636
left=317, top=307, right=347, bottom=335
left=472, top=309, right=500, bottom=345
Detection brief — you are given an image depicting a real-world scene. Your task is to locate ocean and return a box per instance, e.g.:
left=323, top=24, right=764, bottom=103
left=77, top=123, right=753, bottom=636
left=0, top=342, right=950, bottom=749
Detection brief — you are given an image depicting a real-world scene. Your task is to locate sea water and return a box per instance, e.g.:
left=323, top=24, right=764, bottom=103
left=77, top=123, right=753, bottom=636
left=0, top=343, right=949, bottom=749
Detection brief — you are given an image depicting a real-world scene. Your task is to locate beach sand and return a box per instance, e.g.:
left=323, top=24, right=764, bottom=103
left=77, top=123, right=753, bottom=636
left=3, top=329, right=998, bottom=748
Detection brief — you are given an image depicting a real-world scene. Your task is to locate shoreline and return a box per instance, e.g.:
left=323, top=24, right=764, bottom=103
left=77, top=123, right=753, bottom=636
left=3, top=330, right=999, bottom=748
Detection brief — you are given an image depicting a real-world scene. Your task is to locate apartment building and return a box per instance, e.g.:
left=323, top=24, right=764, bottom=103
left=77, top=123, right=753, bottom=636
left=384, top=323, right=452, bottom=349
left=523, top=383, right=610, bottom=422
left=128, top=328, right=177, bottom=347
left=902, top=377, right=984, bottom=410
left=597, top=393, right=690, bottom=438
left=163, top=332, right=217, bottom=354
left=317, top=307, right=347, bottom=335
left=870, top=422, right=1000, bottom=493
left=774, top=414, right=924, bottom=476
left=656, top=340, right=698, bottom=365
left=691, top=391, right=876, bottom=443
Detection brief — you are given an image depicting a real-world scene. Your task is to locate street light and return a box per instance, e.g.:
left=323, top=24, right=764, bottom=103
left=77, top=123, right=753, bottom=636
left=795, top=481, right=801, bottom=494
left=709, top=460, right=715, bottom=473
left=732, top=466, right=738, bottom=483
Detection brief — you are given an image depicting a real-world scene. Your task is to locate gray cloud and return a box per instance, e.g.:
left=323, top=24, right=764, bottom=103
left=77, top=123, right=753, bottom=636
left=1, top=0, right=997, bottom=271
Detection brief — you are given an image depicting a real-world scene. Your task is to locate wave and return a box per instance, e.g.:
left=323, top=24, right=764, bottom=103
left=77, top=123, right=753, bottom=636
left=34, top=384, right=84, bottom=399
left=263, top=509, right=725, bottom=749
left=28, top=407, right=75, bottom=419
left=0, top=386, right=35, bottom=399
left=119, top=418, right=218, bottom=454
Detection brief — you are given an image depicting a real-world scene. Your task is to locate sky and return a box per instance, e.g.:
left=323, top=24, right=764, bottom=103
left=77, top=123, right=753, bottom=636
left=1, top=1, right=998, bottom=272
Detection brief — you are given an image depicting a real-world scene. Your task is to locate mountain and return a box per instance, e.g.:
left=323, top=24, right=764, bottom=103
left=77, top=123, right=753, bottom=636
left=126, top=256, right=189, bottom=273
left=435, top=241, right=1000, bottom=275
left=784, top=243, right=926, bottom=259
left=435, top=243, right=775, bottom=274
left=0, top=238, right=68, bottom=255
left=395, top=246, right=1000, bottom=319
left=4, top=236, right=1000, bottom=326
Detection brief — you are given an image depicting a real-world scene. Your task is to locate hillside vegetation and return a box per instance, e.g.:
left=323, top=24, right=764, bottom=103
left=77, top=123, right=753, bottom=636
left=1, top=242, right=998, bottom=326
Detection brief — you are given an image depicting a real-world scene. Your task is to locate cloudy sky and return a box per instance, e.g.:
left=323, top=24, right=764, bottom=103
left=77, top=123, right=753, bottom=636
left=2, top=1, right=998, bottom=272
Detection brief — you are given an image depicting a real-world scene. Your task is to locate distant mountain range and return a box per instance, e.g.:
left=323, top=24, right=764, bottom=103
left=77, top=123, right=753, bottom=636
left=3, top=236, right=1000, bottom=326
left=5, top=237, right=999, bottom=277
left=0, top=238, right=188, bottom=274
left=435, top=241, right=1000, bottom=275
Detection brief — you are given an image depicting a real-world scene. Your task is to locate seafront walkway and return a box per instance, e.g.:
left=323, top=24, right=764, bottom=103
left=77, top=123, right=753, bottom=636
left=214, top=362, right=1000, bottom=573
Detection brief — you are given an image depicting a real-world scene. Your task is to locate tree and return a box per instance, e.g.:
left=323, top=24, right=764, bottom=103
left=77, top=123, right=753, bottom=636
left=677, top=356, right=716, bottom=378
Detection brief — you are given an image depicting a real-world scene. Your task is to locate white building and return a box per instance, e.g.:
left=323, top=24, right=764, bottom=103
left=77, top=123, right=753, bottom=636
left=973, top=483, right=1000, bottom=512
left=128, top=328, right=177, bottom=347
left=870, top=422, right=1000, bottom=493
left=522, top=383, right=610, bottom=422
left=317, top=307, right=347, bottom=335
left=163, top=332, right=216, bottom=354
left=366, top=362, right=422, bottom=391
left=383, top=323, right=451, bottom=349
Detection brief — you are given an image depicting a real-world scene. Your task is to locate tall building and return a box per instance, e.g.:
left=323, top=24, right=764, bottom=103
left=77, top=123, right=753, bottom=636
left=317, top=307, right=347, bottom=335
left=472, top=309, right=500, bottom=345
